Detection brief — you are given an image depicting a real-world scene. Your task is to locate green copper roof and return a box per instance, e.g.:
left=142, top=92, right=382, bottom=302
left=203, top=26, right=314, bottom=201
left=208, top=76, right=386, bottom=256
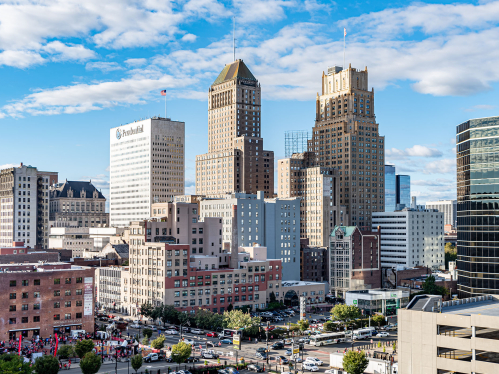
left=331, top=225, right=356, bottom=237
left=212, top=60, right=257, bottom=86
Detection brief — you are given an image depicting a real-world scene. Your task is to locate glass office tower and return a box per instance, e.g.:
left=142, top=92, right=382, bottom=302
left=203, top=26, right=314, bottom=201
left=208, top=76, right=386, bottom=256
left=457, top=116, right=499, bottom=297
left=396, top=175, right=411, bottom=208
left=385, top=165, right=396, bottom=212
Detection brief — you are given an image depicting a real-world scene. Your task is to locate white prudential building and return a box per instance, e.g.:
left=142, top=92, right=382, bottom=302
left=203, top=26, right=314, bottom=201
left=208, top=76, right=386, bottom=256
left=110, top=118, right=185, bottom=227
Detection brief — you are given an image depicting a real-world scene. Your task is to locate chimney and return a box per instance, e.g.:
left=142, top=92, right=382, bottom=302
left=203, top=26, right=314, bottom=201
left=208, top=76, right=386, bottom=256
left=230, top=205, right=239, bottom=269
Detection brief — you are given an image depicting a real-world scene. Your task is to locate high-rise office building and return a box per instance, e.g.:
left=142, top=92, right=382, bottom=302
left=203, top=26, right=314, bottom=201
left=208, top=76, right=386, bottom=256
left=195, top=59, right=274, bottom=198
left=396, top=174, right=411, bottom=209
left=109, top=118, right=185, bottom=227
left=425, top=200, right=457, bottom=227
left=308, top=64, right=385, bottom=228
left=385, top=165, right=396, bottom=211
left=456, top=116, right=499, bottom=297
left=278, top=152, right=345, bottom=247
left=0, top=163, right=58, bottom=249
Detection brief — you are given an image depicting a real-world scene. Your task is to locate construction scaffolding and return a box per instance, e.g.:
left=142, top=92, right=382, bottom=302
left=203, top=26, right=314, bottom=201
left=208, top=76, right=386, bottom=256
left=284, top=130, right=310, bottom=158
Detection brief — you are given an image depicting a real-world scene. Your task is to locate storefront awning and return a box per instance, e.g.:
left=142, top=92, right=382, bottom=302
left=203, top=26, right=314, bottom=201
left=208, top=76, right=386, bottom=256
left=9, top=327, right=40, bottom=332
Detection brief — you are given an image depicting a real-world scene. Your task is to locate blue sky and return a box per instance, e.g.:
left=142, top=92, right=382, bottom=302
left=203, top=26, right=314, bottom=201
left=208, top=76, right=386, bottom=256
left=1, top=0, right=499, bottom=204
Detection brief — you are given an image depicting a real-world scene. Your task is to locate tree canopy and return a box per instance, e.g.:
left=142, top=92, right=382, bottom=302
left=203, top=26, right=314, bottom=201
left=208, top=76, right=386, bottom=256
left=75, top=339, right=95, bottom=359
left=372, top=314, right=385, bottom=327
left=34, top=355, right=59, bottom=374
left=79, top=352, right=102, bottom=374
left=151, top=335, right=166, bottom=349
left=57, top=344, right=75, bottom=359
left=223, top=309, right=260, bottom=330
left=296, top=320, right=310, bottom=331
left=0, top=354, right=33, bottom=374
left=131, top=355, right=143, bottom=373
left=330, top=304, right=361, bottom=326
left=445, top=243, right=457, bottom=269
left=171, top=342, right=192, bottom=364
left=342, top=350, right=369, bottom=374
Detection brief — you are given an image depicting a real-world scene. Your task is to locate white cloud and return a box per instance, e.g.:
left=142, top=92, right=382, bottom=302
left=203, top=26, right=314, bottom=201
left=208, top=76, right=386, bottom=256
left=124, top=58, right=147, bottom=67
left=423, top=159, right=456, bottom=174
left=2, top=74, right=197, bottom=117
left=0, top=50, right=45, bottom=68
left=85, top=61, right=123, bottom=72
left=42, top=41, right=96, bottom=61
left=464, top=104, right=497, bottom=112
left=0, top=163, right=16, bottom=169
left=386, top=145, right=443, bottom=159
left=234, top=0, right=295, bottom=23
left=181, top=33, right=197, bottom=42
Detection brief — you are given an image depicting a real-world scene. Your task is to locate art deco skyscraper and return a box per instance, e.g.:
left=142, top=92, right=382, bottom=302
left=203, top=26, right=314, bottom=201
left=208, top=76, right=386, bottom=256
left=195, top=60, right=274, bottom=197
left=308, top=65, right=385, bottom=228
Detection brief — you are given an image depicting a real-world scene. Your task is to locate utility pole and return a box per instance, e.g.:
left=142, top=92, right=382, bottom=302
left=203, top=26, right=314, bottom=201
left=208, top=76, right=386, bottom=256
left=266, top=321, right=270, bottom=365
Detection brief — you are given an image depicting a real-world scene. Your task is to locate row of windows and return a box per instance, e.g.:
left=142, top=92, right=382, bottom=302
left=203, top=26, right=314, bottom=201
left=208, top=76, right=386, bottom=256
left=9, top=289, right=83, bottom=299
left=9, top=277, right=83, bottom=287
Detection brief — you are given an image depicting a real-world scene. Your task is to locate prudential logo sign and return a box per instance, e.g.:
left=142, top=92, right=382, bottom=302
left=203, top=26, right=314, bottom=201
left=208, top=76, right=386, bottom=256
left=116, top=125, right=144, bottom=140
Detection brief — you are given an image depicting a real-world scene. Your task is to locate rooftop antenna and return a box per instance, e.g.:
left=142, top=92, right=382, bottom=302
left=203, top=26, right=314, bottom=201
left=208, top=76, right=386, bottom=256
left=233, top=16, right=236, bottom=62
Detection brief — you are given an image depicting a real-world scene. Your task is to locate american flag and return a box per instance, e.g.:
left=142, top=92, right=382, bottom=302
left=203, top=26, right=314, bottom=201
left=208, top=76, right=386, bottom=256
left=161, top=90, right=167, bottom=96
left=344, top=28, right=347, bottom=37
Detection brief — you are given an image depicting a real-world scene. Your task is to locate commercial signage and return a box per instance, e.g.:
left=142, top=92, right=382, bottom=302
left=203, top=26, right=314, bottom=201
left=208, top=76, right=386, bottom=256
left=300, top=296, right=306, bottom=321
left=292, top=346, right=299, bottom=355
left=84, top=277, right=93, bottom=316
left=353, top=300, right=358, bottom=305
left=116, top=125, right=144, bottom=140
left=233, top=334, right=240, bottom=350
left=391, top=293, right=397, bottom=298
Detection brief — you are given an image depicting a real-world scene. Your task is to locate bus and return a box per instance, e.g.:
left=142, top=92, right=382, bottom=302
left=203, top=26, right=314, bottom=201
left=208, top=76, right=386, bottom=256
left=309, top=333, right=346, bottom=347
left=353, top=328, right=375, bottom=340
left=222, top=329, right=240, bottom=337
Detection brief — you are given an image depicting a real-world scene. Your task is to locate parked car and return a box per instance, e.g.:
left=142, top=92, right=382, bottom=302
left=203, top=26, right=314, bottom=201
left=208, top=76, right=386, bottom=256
left=206, top=332, right=218, bottom=337
left=256, top=352, right=267, bottom=360
left=290, top=355, right=302, bottom=363
left=191, top=329, right=203, bottom=334
left=144, top=353, right=160, bottom=363
left=165, top=329, right=179, bottom=335
left=182, top=327, right=191, bottom=333
left=186, top=357, right=200, bottom=363
left=302, top=363, right=319, bottom=372
left=285, top=348, right=293, bottom=355
left=184, top=339, right=195, bottom=345
left=129, top=324, right=140, bottom=329
left=220, top=338, right=232, bottom=344
left=201, top=351, right=219, bottom=359
left=225, top=366, right=239, bottom=374
left=304, top=358, right=323, bottom=366
left=247, top=364, right=264, bottom=372
left=256, top=347, right=267, bottom=353
left=271, top=342, right=284, bottom=349
left=377, top=332, right=390, bottom=337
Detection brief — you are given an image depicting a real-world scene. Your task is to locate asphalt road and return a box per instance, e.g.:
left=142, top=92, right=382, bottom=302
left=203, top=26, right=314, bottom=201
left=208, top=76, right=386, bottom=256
left=86, top=312, right=397, bottom=374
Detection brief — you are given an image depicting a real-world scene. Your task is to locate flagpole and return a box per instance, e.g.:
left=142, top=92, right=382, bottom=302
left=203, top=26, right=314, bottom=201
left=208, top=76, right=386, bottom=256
left=165, top=90, right=167, bottom=119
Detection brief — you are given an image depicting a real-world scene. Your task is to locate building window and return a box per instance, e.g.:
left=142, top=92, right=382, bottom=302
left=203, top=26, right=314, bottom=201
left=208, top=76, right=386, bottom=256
left=65, top=278, right=71, bottom=284
left=65, top=313, right=71, bottom=320
left=34, top=279, right=40, bottom=285
left=34, top=304, right=40, bottom=310
left=33, top=316, right=40, bottom=322
left=34, top=292, right=40, bottom=298
left=76, top=300, right=82, bottom=307
left=76, top=289, right=82, bottom=295
left=21, top=280, right=29, bottom=286
left=76, top=312, right=82, bottom=318
left=76, top=277, right=83, bottom=283
left=9, top=318, right=16, bottom=324
left=9, top=280, right=16, bottom=287
left=9, top=293, right=16, bottom=299
left=54, top=290, right=60, bottom=296
left=54, top=302, right=60, bottom=308
left=53, top=315, right=60, bottom=321
left=54, top=278, right=60, bottom=284
left=65, top=301, right=71, bottom=308
left=22, top=317, right=28, bottom=324
left=22, top=304, right=28, bottom=311
left=65, top=290, right=71, bottom=296
left=9, top=305, right=16, bottom=312
left=22, top=292, right=28, bottom=299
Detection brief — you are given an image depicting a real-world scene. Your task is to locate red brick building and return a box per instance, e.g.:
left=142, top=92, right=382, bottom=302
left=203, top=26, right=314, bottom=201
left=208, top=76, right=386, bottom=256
left=0, top=263, right=95, bottom=340
left=329, top=226, right=382, bottom=297
left=0, top=241, right=29, bottom=255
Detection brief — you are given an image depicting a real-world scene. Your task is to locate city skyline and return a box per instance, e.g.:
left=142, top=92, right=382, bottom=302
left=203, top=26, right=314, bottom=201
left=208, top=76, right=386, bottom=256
left=2, top=0, right=499, bottom=204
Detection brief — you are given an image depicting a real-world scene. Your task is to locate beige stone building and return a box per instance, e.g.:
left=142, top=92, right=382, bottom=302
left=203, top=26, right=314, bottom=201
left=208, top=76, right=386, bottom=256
left=196, top=60, right=274, bottom=198
left=50, top=180, right=108, bottom=228
left=400, top=294, right=499, bottom=373
left=278, top=152, right=346, bottom=247
left=308, top=65, right=385, bottom=228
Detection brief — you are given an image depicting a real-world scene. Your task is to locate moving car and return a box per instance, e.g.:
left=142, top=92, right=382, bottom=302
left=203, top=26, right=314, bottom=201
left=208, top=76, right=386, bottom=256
left=377, top=332, right=390, bottom=337
left=302, top=363, right=319, bottom=372
left=285, top=349, right=293, bottom=356
left=144, top=353, right=160, bottom=363
left=129, top=324, right=140, bottom=329
left=247, top=364, right=264, bottom=372
left=255, top=352, right=267, bottom=359
left=191, top=329, right=203, bottom=334
left=220, top=338, right=232, bottom=344
left=271, top=342, right=284, bottom=349
left=165, top=329, right=179, bottom=335
left=305, top=357, right=323, bottom=366
left=206, top=332, right=218, bottom=337
left=290, top=355, right=302, bottom=363
left=184, top=339, right=195, bottom=345
left=186, top=357, right=200, bottom=363
left=256, top=348, right=267, bottom=354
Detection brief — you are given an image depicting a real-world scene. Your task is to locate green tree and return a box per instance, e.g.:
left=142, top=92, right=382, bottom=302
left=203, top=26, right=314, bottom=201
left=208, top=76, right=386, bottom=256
left=269, top=291, right=277, bottom=303
left=142, top=328, right=153, bottom=339
left=194, top=309, right=212, bottom=330
left=131, top=355, right=143, bottom=373
left=296, top=320, right=309, bottom=331
left=171, top=342, right=192, bottom=364
left=122, top=260, right=129, bottom=266
left=57, top=344, right=75, bottom=359
left=223, top=309, right=260, bottom=330
left=158, top=304, right=180, bottom=325
left=151, top=335, right=166, bottom=349
left=323, top=321, right=334, bottom=332
left=445, top=243, right=457, bottom=269
left=33, top=355, right=59, bottom=374
left=227, top=303, right=234, bottom=312
left=331, top=304, right=361, bottom=327
left=75, top=339, right=95, bottom=359
left=140, top=303, right=155, bottom=318
left=422, top=275, right=449, bottom=296
left=79, top=352, right=102, bottom=374
left=342, top=350, right=369, bottom=374
left=0, top=354, right=33, bottom=374
left=372, top=314, right=385, bottom=328
left=141, top=337, right=150, bottom=346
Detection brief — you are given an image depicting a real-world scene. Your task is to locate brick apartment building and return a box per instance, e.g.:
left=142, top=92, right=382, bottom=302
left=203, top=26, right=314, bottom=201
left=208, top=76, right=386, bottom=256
left=329, top=226, right=382, bottom=297
left=0, top=263, right=95, bottom=340
left=300, top=239, right=329, bottom=283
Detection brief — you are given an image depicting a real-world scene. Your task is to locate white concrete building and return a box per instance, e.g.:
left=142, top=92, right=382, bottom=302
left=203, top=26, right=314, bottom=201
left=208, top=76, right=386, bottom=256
left=109, top=117, right=185, bottom=227
left=425, top=199, right=457, bottom=227
left=372, top=208, right=445, bottom=270
left=199, top=191, right=300, bottom=280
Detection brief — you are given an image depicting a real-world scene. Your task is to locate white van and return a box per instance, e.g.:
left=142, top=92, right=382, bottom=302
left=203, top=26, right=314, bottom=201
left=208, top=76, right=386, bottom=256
left=95, top=331, right=109, bottom=340
left=71, top=330, right=85, bottom=338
